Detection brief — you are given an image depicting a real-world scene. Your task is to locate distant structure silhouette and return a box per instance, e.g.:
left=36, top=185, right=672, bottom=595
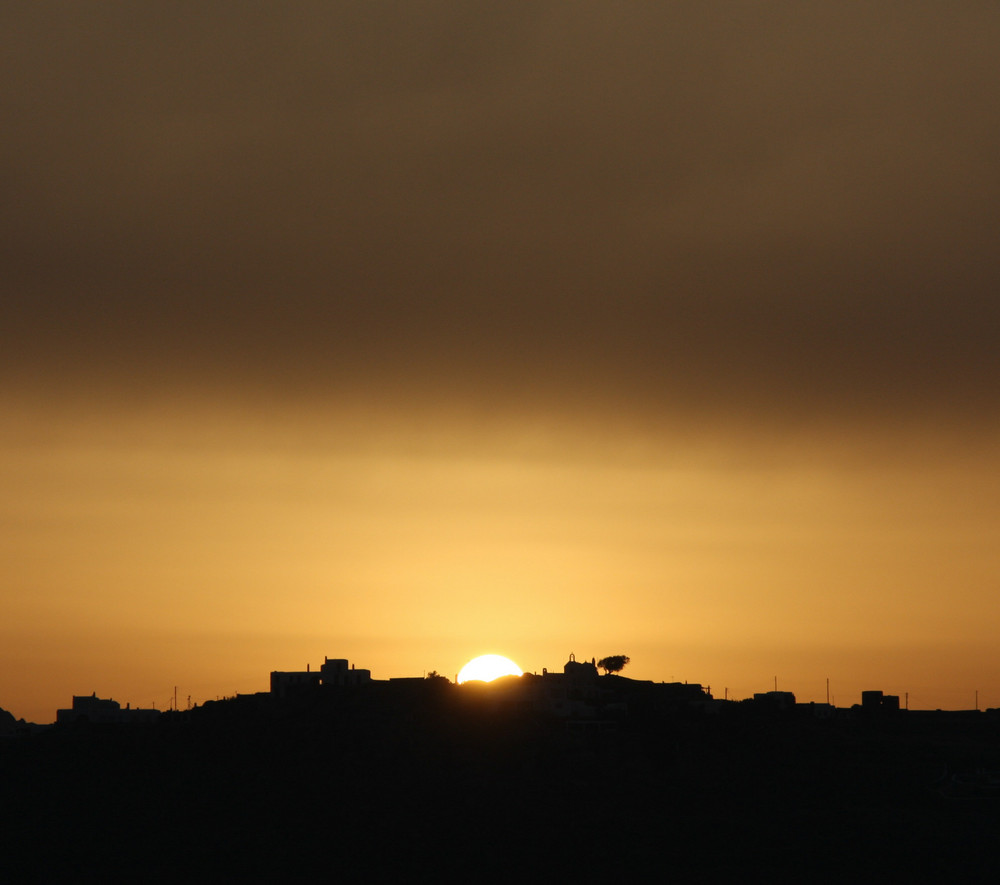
left=271, top=656, right=372, bottom=697
left=751, top=690, right=797, bottom=712
left=56, top=693, right=159, bottom=725
left=861, top=690, right=901, bottom=713
left=265, top=652, right=714, bottom=724
left=53, top=654, right=982, bottom=735
left=320, top=657, right=372, bottom=687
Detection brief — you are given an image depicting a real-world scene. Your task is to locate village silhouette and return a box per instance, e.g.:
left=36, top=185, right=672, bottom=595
left=3, top=652, right=1000, bottom=879
left=25, top=650, right=991, bottom=730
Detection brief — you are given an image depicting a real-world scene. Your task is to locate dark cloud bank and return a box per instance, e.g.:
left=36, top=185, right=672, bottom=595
left=4, top=3, right=999, bottom=435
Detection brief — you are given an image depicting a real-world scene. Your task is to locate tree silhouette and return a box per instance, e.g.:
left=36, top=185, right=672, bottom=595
left=597, top=655, right=630, bottom=676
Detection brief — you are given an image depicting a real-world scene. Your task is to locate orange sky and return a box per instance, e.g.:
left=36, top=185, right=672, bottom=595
left=3, top=393, right=997, bottom=722
left=2, top=4, right=999, bottom=722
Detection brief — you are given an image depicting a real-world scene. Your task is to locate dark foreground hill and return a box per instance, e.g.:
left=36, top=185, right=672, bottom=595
left=2, top=689, right=999, bottom=881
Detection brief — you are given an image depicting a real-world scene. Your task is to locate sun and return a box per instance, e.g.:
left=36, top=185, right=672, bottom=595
left=457, top=654, right=523, bottom=684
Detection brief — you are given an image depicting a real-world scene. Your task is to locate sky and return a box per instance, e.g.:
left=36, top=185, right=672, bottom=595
left=3, top=2, right=999, bottom=722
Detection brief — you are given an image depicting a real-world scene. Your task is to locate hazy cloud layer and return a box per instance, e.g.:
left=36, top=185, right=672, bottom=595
left=4, top=2, right=999, bottom=430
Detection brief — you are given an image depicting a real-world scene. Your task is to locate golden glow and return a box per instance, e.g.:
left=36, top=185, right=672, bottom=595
left=2, top=399, right=999, bottom=722
left=457, top=655, right=524, bottom=684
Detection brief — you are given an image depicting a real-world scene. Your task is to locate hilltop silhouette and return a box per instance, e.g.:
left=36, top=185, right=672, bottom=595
left=3, top=655, right=1000, bottom=880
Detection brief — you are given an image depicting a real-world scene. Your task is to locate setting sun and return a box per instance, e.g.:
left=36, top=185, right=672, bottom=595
left=457, top=655, right=523, bottom=684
